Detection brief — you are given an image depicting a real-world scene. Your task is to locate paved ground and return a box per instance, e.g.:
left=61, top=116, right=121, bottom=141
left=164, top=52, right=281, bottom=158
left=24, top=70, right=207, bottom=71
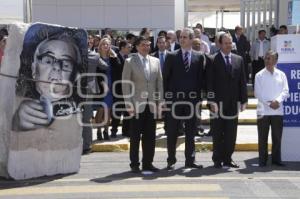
left=92, top=124, right=271, bottom=152
left=91, top=98, right=269, bottom=152
left=1, top=152, right=300, bottom=199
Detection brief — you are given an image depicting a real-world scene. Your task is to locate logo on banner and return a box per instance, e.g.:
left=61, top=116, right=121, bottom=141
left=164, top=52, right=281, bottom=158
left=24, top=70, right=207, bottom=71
left=281, top=40, right=295, bottom=54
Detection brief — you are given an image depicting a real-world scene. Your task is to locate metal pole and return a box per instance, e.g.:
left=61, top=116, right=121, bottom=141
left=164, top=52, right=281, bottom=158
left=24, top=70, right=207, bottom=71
left=246, top=0, right=251, bottom=40
left=263, top=0, right=267, bottom=32
left=221, top=7, right=224, bottom=29
left=23, top=0, right=32, bottom=23
left=258, top=0, right=261, bottom=29
left=252, top=1, right=256, bottom=42
left=216, top=10, right=219, bottom=34
left=275, top=0, right=279, bottom=28
left=184, top=0, right=189, bottom=27
left=269, top=0, right=273, bottom=28
left=23, top=0, right=27, bottom=23
left=241, top=0, right=245, bottom=28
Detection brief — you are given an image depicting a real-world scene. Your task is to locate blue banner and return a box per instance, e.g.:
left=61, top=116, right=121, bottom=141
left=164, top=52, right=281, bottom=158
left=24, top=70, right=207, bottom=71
left=277, top=63, right=300, bottom=127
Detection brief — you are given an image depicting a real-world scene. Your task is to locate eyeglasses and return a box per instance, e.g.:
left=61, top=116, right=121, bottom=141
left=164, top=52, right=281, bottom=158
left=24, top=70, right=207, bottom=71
left=37, top=53, right=74, bottom=73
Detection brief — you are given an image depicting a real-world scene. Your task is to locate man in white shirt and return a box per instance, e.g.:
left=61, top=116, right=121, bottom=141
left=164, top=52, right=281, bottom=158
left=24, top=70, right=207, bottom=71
left=192, top=33, right=210, bottom=54
left=250, top=29, right=270, bottom=87
left=195, top=23, right=211, bottom=47
left=254, top=50, right=289, bottom=167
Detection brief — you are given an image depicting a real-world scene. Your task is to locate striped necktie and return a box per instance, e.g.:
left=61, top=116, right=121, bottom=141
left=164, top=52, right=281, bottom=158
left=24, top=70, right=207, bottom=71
left=183, top=51, right=190, bottom=72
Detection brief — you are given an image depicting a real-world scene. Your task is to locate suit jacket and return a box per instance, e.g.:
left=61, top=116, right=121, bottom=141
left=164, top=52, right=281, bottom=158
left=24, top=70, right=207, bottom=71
left=170, top=42, right=181, bottom=52
left=232, top=34, right=250, bottom=60
left=163, top=49, right=205, bottom=103
left=207, top=52, right=248, bottom=115
left=87, top=51, right=122, bottom=101
left=151, top=50, right=170, bottom=70
left=122, top=53, right=164, bottom=113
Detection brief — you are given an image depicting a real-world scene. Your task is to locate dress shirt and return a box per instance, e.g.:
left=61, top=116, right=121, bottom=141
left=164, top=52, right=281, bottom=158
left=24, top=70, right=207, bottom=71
left=138, top=53, right=150, bottom=80
left=170, top=42, right=176, bottom=52
left=181, top=48, right=192, bottom=66
left=201, top=34, right=211, bottom=47
left=220, top=51, right=232, bottom=65
left=159, top=50, right=167, bottom=70
left=200, top=40, right=210, bottom=54
left=254, top=68, right=289, bottom=115
left=158, top=50, right=167, bottom=59
left=235, top=34, right=240, bottom=41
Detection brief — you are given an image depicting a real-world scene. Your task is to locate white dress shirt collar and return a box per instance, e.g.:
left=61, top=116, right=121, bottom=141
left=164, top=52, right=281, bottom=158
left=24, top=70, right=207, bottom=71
left=137, top=53, right=149, bottom=63
left=220, top=51, right=232, bottom=64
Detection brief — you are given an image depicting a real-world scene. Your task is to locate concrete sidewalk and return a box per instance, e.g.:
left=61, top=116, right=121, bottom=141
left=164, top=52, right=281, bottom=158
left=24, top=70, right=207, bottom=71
left=91, top=98, right=270, bottom=152
left=91, top=124, right=272, bottom=153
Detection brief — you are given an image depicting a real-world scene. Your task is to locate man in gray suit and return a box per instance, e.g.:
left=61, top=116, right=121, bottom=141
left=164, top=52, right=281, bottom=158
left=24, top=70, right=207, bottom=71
left=122, top=36, right=164, bottom=173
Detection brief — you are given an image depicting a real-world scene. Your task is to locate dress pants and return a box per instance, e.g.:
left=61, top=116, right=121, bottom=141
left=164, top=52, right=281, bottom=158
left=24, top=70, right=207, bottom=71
left=257, top=115, right=283, bottom=164
left=82, top=103, right=93, bottom=150
left=212, top=111, right=238, bottom=164
left=111, top=101, right=130, bottom=136
left=166, top=104, right=197, bottom=165
left=130, top=104, right=156, bottom=168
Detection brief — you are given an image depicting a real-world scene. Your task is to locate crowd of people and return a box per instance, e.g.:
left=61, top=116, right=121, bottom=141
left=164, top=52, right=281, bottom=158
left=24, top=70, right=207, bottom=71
left=81, top=24, right=290, bottom=172
left=0, top=23, right=290, bottom=173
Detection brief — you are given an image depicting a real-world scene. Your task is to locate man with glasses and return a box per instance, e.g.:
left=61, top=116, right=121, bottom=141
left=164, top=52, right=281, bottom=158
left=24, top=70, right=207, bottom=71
left=8, top=23, right=87, bottom=180
left=13, top=26, right=85, bottom=131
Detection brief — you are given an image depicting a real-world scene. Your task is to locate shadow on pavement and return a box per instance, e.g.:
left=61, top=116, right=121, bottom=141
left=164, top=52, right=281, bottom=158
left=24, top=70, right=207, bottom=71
left=0, top=173, right=74, bottom=189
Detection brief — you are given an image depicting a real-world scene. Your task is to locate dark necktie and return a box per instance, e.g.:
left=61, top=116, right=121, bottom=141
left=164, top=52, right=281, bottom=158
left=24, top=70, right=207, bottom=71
left=159, top=52, right=164, bottom=70
left=225, top=55, right=232, bottom=73
left=183, top=51, right=190, bottom=72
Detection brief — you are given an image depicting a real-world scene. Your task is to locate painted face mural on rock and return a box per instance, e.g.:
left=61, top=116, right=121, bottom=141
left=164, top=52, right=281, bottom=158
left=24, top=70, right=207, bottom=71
left=0, top=23, right=88, bottom=180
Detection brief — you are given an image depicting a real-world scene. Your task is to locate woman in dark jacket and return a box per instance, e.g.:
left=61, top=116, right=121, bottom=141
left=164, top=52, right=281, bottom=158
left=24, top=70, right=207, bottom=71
left=91, top=38, right=121, bottom=140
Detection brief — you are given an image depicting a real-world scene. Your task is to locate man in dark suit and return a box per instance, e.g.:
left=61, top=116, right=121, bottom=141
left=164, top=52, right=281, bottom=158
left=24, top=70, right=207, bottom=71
left=232, top=26, right=251, bottom=82
left=152, top=36, right=170, bottom=135
left=163, top=28, right=205, bottom=170
left=152, top=36, right=169, bottom=70
left=111, top=40, right=132, bottom=138
left=207, top=33, right=248, bottom=168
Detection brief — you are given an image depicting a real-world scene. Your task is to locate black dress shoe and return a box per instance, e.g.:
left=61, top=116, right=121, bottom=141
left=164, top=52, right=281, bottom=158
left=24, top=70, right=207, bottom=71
left=259, top=162, right=267, bottom=167
left=131, top=166, right=141, bottom=173
left=122, top=133, right=130, bottom=138
left=214, top=162, right=222, bottom=168
left=223, top=161, right=239, bottom=168
left=103, top=131, right=110, bottom=140
left=185, top=163, right=203, bottom=169
left=142, top=165, right=160, bottom=172
left=272, top=162, right=285, bottom=167
left=167, top=163, right=175, bottom=170
left=82, top=148, right=92, bottom=155
left=110, top=132, right=117, bottom=138
left=97, top=130, right=103, bottom=140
